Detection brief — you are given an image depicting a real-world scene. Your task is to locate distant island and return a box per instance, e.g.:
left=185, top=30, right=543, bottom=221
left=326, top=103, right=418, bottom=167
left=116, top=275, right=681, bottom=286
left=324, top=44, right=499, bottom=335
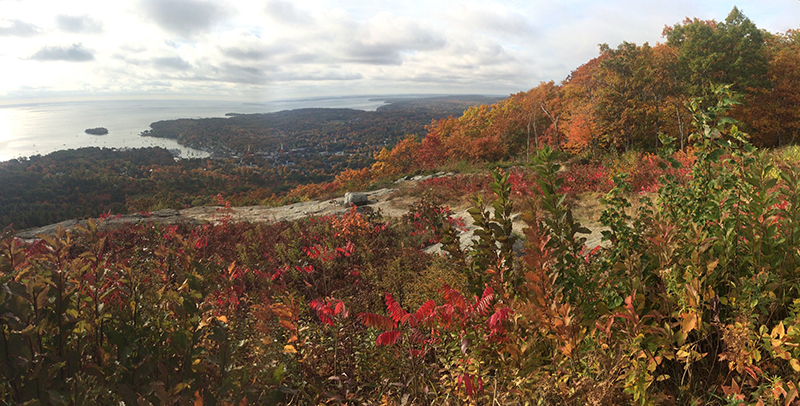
left=85, top=127, right=108, bottom=135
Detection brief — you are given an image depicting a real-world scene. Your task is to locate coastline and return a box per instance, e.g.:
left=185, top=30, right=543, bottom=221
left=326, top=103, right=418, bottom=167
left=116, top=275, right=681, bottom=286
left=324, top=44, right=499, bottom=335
left=0, top=97, right=390, bottom=162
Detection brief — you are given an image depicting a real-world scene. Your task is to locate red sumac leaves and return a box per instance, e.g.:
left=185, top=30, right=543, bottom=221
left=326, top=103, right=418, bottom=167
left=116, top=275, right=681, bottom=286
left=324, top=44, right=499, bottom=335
left=376, top=330, right=403, bottom=346
left=488, top=306, right=514, bottom=336
left=358, top=312, right=395, bottom=330
left=385, top=293, right=409, bottom=323
left=414, top=299, right=436, bottom=321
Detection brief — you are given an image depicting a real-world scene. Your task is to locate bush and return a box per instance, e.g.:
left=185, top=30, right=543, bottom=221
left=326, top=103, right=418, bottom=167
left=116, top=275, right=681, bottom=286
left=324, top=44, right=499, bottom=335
left=6, top=85, right=800, bottom=405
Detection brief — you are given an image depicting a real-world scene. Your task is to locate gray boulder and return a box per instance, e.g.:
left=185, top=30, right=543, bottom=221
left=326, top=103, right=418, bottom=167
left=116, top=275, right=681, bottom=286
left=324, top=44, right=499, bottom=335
left=344, top=192, right=369, bottom=206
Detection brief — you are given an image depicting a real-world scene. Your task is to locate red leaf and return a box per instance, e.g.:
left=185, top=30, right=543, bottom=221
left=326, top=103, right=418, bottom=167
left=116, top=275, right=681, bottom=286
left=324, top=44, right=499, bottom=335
left=409, top=329, right=427, bottom=345
left=463, top=374, right=474, bottom=397
left=441, top=284, right=467, bottom=310
left=401, top=313, right=416, bottom=326
left=414, top=300, right=436, bottom=321
left=318, top=313, right=334, bottom=326
left=358, top=313, right=396, bottom=330
left=385, top=293, right=409, bottom=323
left=334, top=301, right=345, bottom=316
left=489, top=307, right=514, bottom=334
left=473, top=286, right=494, bottom=316
left=336, top=240, right=355, bottom=257
left=376, top=330, right=403, bottom=346
left=271, top=266, right=288, bottom=281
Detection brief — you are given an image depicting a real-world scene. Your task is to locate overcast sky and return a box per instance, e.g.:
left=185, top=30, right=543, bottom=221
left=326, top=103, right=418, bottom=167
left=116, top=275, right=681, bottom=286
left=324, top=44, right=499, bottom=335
left=0, top=0, right=797, bottom=104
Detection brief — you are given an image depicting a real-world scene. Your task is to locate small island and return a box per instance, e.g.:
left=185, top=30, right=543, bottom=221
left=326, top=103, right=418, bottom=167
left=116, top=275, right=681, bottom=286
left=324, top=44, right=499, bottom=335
left=84, top=127, right=108, bottom=135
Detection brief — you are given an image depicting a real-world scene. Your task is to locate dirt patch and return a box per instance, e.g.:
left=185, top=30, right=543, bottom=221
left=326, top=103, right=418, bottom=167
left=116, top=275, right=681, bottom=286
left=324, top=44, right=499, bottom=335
left=570, top=192, right=608, bottom=249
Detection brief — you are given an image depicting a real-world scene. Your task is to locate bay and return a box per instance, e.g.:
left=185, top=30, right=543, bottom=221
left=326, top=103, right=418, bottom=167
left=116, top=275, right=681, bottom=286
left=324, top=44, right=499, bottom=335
left=0, top=96, right=390, bottom=162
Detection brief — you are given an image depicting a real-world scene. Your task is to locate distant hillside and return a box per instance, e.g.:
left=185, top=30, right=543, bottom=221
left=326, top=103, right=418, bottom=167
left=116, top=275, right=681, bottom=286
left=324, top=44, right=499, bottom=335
left=142, top=95, right=502, bottom=161
left=375, top=95, right=503, bottom=113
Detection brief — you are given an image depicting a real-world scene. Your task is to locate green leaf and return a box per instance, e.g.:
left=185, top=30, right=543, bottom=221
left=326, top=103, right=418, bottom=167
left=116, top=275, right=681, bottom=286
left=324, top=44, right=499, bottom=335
left=707, top=148, right=724, bottom=162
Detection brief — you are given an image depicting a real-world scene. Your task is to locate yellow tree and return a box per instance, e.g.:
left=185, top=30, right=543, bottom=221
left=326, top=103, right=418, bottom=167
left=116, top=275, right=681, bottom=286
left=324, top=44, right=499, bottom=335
left=534, top=81, right=566, bottom=151
left=561, top=56, right=604, bottom=154
left=371, top=134, right=421, bottom=178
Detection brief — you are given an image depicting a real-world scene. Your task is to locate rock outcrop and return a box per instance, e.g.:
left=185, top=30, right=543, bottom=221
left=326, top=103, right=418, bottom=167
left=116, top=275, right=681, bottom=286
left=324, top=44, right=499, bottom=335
left=14, top=209, right=195, bottom=240
left=344, top=192, right=369, bottom=206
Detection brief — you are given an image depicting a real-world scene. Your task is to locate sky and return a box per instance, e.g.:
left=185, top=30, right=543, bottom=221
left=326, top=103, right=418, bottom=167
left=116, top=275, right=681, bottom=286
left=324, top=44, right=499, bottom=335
left=0, top=0, right=798, bottom=104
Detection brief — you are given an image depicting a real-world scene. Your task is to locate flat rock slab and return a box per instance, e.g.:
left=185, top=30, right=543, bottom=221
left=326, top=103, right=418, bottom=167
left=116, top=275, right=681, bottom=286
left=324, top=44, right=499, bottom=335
left=15, top=209, right=195, bottom=240
left=180, top=188, right=399, bottom=224
left=12, top=176, right=608, bottom=252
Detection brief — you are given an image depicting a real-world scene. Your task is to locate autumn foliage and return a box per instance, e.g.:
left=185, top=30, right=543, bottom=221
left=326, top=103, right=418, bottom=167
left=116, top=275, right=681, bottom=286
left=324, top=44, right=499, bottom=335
left=5, top=8, right=800, bottom=406
left=357, top=7, right=797, bottom=177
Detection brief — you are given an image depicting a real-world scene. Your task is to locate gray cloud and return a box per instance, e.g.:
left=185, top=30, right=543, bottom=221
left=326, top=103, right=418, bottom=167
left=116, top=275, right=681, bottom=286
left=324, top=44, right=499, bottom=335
left=113, top=53, right=145, bottom=65
left=274, top=71, right=363, bottom=81
left=220, top=43, right=289, bottom=61
left=219, top=35, right=309, bottom=63
left=30, top=43, right=95, bottom=62
left=343, top=25, right=446, bottom=65
left=404, top=73, right=460, bottom=83
left=345, top=42, right=404, bottom=65
left=153, top=56, right=192, bottom=70
left=183, top=62, right=362, bottom=86
left=56, top=14, right=104, bottom=33
left=285, top=53, right=320, bottom=64
left=141, top=0, right=231, bottom=37
left=222, top=47, right=269, bottom=60
left=0, top=19, right=41, bottom=37
left=470, top=41, right=517, bottom=66
left=201, top=63, right=269, bottom=85
left=265, top=0, right=313, bottom=25
left=143, top=81, right=173, bottom=87
left=465, top=8, right=537, bottom=38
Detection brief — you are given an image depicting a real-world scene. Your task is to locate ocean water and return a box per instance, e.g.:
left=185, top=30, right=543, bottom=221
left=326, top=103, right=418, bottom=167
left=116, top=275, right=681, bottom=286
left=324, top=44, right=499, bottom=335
left=0, top=97, right=390, bottom=162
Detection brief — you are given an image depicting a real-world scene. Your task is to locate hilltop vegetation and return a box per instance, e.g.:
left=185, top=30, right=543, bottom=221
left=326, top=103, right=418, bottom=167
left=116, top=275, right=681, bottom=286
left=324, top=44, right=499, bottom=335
left=5, top=88, right=800, bottom=404
left=366, top=8, right=798, bottom=164
left=3, top=8, right=800, bottom=404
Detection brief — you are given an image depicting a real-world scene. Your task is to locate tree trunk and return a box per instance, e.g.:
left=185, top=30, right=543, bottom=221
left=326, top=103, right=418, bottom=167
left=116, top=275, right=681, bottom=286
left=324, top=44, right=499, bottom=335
left=675, top=103, right=685, bottom=150
left=540, top=103, right=560, bottom=151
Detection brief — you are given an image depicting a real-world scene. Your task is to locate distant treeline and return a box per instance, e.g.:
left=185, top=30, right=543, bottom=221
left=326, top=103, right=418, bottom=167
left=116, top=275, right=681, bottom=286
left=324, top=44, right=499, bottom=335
left=0, top=147, right=323, bottom=230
